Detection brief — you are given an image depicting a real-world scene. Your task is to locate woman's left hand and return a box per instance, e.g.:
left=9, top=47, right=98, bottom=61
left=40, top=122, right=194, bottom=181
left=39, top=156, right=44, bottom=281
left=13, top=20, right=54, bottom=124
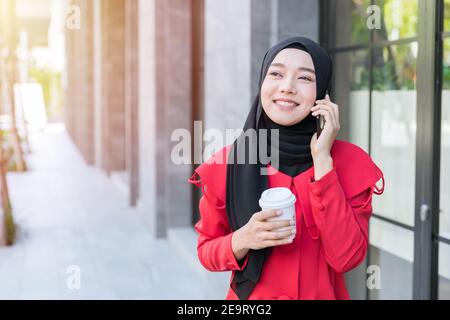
left=310, top=94, right=340, bottom=159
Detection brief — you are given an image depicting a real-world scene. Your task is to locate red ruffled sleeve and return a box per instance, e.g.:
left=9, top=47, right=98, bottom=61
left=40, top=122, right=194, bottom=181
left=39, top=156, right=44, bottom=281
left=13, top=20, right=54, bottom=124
left=307, top=141, right=385, bottom=273
left=188, top=145, right=249, bottom=272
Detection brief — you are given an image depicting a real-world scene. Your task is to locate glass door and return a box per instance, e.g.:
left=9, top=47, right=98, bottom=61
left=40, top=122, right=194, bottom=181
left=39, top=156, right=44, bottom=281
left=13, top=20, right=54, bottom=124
left=439, top=0, right=450, bottom=300
left=324, top=0, right=418, bottom=299
left=323, top=0, right=445, bottom=299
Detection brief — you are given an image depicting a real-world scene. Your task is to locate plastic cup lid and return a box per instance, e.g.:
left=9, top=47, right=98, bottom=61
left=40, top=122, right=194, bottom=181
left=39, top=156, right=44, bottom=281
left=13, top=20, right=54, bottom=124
left=259, top=187, right=296, bottom=209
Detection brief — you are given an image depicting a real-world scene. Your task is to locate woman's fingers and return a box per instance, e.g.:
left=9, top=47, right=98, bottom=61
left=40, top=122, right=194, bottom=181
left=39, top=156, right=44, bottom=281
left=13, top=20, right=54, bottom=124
left=249, top=211, right=297, bottom=249
left=312, top=106, right=335, bottom=129
left=253, top=209, right=280, bottom=222
left=314, top=97, right=340, bottom=129
left=318, top=95, right=339, bottom=112
left=315, top=102, right=336, bottom=125
left=312, top=102, right=339, bottom=129
left=262, top=219, right=293, bottom=231
left=314, top=96, right=339, bottom=114
left=260, top=229, right=294, bottom=241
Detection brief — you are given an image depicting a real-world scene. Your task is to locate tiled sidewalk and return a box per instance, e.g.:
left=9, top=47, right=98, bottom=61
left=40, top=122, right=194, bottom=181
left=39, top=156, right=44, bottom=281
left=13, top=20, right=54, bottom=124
left=0, top=124, right=223, bottom=299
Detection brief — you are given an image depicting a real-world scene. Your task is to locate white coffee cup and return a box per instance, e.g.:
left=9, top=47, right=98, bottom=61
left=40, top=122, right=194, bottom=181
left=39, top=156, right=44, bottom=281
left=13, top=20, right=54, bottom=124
left=259, top=187, right=296, bottom=240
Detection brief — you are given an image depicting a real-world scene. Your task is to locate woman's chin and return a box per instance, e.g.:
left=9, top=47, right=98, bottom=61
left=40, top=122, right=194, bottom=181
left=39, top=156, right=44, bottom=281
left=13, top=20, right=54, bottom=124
left=266, top=105, right=309, bottom=125
left=270, top=115, right=303, bottom=126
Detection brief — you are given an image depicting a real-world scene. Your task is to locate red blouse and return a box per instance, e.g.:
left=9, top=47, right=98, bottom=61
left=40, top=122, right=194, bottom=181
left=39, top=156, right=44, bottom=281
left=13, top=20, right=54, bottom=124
left=188, top=140, right=384, bottom=300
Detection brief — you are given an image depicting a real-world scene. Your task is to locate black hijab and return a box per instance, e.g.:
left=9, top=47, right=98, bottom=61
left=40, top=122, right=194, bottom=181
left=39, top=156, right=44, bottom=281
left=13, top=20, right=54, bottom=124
left=226, top=37, right=333, bottom=300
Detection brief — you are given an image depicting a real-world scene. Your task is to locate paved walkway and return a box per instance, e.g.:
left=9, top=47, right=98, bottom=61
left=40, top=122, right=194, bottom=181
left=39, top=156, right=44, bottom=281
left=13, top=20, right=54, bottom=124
left=0, top=124, right=220, bottom=299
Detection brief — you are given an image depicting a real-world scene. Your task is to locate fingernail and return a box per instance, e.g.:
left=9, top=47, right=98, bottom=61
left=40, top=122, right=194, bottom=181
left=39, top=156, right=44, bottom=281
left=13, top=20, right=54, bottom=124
left=290, top=220, right=295, bottom=225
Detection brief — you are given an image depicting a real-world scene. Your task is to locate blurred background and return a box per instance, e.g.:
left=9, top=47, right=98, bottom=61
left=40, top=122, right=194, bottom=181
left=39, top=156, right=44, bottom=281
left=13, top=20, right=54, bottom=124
left=0, top=0, right=448, bottom=300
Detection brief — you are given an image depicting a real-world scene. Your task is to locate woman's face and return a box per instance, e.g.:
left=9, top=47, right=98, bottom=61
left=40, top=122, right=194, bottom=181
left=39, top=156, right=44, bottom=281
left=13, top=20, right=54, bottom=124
left=261, top=48, right=317, bottom=126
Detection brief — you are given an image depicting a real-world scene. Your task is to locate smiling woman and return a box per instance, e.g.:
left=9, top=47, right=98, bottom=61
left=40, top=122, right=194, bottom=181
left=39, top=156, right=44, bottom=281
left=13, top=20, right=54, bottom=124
left=189, top=36, right=384, bottom=300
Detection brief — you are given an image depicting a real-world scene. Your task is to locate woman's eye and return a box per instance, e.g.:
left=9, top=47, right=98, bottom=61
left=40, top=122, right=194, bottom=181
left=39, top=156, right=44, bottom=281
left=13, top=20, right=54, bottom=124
left=268, top=72, right=313, bottom=81
left=298, top=76, right=313, bottom=82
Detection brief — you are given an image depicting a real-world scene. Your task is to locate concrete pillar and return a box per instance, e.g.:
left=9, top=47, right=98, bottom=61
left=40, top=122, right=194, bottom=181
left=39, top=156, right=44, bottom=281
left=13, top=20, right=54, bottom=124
left=67, top=0, right=83, bottom=152
left=250, top=0, right=271, bottom=98
left=100, top=0, right=126, bottom=174
left=137, top=0, right=193, bottom=237
left=137, top=0, right=157, bottom=234
left=93, top=0, right=103, bottom=168
left=125, top=0, right=140, bottom=206
left=64, top=12, right=75, bottom=140
left=64, top=0, right=94, bottom=165
left=156, top=0, right=193, bottom=234
left=191, top=0, right=205, bottom=225
left=204, top=0, right=252, bottom=134
left=80, top=0, right=95, bottom=165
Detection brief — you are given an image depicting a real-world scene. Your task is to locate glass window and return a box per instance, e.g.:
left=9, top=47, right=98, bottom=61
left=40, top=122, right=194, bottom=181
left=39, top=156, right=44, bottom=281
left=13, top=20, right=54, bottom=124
left=333, top=50, right=370, bottom=152
left=441, top=38, right=450, bottom=239
left=328, top=0, right=371, bottom=48
left=368, top=218, right=414, bottom=299
left=373, top=0, right=418, bottom=42
left=439, top=241, right=450, bottom=299
left=445, top=0, right=450, bottom=32
left=371, top=43, right=417, bottom=227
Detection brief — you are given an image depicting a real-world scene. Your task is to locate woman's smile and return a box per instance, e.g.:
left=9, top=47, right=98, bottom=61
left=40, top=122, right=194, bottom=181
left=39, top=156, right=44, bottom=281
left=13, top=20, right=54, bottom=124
left=273, top=98, right=300, bottom=111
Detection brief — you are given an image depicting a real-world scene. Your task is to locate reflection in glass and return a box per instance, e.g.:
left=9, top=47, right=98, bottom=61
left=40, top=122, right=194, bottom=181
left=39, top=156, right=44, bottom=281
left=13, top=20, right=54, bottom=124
left=439, top=242, right=450, bottom=299
left=371, top=43, right=417, bottom=227
left=328, top=0, right=371, bottom=48
left=373, top=0, right=418, bottom=42
left=441, top=39, right=450, bottom=239
left=368, top=218, right=413, bottom=299
left=333, top=50, right=370, bottom=151
left=445, top=0, right=450, bottom=32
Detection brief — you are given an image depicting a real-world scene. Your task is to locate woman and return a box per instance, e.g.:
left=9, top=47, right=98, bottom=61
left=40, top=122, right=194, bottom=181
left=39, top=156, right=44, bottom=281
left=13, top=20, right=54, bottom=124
left=188, top=36, right=384, bottom=300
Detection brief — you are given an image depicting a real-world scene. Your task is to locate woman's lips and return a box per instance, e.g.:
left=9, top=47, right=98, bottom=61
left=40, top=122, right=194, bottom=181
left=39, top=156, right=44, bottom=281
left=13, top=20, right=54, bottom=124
left=273, top=99, right=299, bottom=110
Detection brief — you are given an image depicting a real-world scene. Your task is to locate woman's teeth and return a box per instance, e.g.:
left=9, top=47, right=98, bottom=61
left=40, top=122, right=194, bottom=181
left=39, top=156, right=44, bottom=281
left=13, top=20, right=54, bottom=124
left=274, top=100, right=299, bottom=108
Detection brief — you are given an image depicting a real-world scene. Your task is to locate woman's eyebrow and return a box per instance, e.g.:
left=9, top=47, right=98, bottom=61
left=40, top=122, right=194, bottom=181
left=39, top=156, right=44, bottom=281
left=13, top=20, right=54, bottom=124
left=269, top=62, right=315, bottom=74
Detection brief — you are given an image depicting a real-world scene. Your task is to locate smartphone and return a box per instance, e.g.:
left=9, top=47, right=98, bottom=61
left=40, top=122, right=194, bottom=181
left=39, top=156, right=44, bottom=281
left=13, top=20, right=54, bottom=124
left=316, top=114, right=325, bottom=138
left=316, top=91, right=328, bottom=138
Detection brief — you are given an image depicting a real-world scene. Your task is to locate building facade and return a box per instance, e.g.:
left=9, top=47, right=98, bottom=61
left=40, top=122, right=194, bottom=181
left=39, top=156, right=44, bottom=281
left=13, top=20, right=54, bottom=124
left=63, top=0, right=450, bottom=299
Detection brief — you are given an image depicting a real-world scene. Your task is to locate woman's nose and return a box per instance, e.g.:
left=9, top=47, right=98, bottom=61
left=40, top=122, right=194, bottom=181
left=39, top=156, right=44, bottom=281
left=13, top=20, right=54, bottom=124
left=279, top=77, right=297, bottom=94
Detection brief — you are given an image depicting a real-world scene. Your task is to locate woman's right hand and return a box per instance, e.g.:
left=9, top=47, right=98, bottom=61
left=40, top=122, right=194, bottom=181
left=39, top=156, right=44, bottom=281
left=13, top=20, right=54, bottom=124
left=232, top=209, right=296, bottom=260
